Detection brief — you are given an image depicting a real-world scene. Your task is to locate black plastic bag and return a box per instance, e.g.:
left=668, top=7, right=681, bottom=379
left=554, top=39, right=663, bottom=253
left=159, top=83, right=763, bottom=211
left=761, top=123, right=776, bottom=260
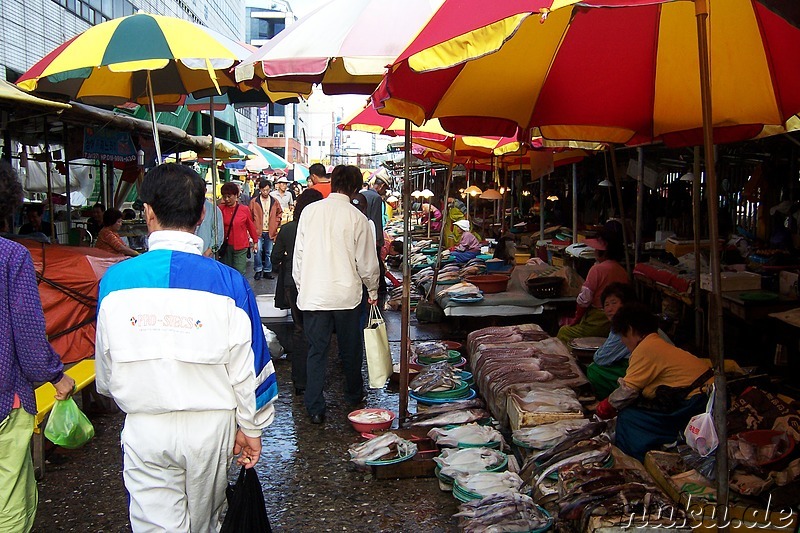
left=220, top=466, right=272, bottom=533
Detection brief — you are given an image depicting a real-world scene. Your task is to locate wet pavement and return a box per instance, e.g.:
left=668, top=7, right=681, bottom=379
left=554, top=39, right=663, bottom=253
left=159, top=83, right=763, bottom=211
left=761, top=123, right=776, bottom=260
left=32, top=262, right=464, bottom=532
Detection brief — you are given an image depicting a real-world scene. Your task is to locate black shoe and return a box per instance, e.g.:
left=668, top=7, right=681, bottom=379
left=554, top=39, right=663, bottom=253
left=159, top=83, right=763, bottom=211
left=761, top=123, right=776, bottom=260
left=294, top=387, right=305, bottom=396
left=254, top=271, right=262, bottom=280
left=347, top=394, right=367, bottom=408
left=265, top=273, right=274, bottom=279
left=309, top=413, right=325, bottom=424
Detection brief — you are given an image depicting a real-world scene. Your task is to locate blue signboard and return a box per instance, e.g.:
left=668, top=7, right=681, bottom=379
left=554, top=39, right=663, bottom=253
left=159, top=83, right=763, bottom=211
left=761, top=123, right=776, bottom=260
left=83, top=127, right=136, bottom=162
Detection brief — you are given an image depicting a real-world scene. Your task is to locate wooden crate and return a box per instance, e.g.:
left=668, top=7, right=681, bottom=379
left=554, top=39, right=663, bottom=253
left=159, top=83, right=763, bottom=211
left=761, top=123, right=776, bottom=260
left=644, top=451, right=797, bottom=531
left=370, top=429, right=439, bottom=480
left=507, top=395, right=584, bottom=431
left=699, top=271, right=761, bottom=292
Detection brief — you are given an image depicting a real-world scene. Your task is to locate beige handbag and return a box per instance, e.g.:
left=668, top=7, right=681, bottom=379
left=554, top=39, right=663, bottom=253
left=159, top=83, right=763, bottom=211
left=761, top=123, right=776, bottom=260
left=364, top=305, right=392, bottom=389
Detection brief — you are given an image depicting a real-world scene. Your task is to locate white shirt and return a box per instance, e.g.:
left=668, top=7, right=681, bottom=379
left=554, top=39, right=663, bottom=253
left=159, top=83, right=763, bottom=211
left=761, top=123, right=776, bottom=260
left=293, top=193, right=380, bottom=310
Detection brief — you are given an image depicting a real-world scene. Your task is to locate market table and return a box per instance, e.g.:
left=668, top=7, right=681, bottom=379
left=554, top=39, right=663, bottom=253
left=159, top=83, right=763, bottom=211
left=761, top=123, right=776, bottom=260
left=431, top=264, right=574, bottom=317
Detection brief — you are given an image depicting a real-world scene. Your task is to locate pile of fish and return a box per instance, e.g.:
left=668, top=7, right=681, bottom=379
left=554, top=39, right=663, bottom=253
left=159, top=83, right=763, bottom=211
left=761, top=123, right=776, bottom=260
left=455, top=493, right=552, bottom=533
left=428, top=423, right=504, bottom=448
left=453, top=471, right=525, bottom=498
left=512, top=418, right=591, bottom=449
left=409, top=240, right=433, bottom=254
left=507, top=387, right=582, bottom=414
left=413, top=341, right=450, bottom=362
left=405, top=399, right=489, bottom=428
left=410, top=362, right=461, bottom=394
left=434, top=447, right=507, bottom=478
left=436, top=282, right=482, bottom=300
left=520, top=436, right=612, bottom=489
left=348, top=432, right=417, bottom=467
left=385, top=285, right=423, bottom=311
left=557, top=464, right=684, bottom=530
left=458, top=258, right=487, bottom=278
left=465, top=324, right=588, bottom=423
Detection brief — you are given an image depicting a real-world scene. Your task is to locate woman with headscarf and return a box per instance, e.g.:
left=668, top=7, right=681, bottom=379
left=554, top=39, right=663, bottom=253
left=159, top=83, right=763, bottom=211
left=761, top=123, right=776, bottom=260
left=449, top=219, right=481, bottom=263
left=442, top=196, right=467, bottom=247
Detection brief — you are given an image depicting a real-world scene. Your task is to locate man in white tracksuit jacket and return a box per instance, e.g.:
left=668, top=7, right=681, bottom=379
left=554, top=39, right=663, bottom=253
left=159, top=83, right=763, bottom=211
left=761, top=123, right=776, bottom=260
left=95, top=164, right=278, bottom=532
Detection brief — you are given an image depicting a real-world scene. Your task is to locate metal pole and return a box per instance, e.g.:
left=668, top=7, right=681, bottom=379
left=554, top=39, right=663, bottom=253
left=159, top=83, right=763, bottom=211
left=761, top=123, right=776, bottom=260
left=428, top=146, right=456, bottom=298
left=146, top=71, right=162, bottom=163
left=609, top=146, right=632, bottom=276
left=63, top=126, right=72, bottom=235
left=210, top=97, right=219, bottom=255
left=539, top=173, right=545, bottom=248
left=399, top=119, right=412, bottom=422
left=635, top=147, right=644, bottom=265
left=696, top=0, right=728, bottom=513
left=572, top=163, right=578, bottom=244
left=692, top=146, right=703, bottom=350
left=43, top=118, right=56, bottom=243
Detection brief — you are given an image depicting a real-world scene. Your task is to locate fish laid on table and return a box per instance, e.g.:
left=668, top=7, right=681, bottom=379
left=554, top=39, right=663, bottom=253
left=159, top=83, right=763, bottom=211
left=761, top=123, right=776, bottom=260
left=508, top=388, right=582, bottom=414
left=409, top=362, right=460, bottom=394
left=512, top=419, right=591, bottom=449
left=428, top=422, right=504, bottom=447
left=406, top=407, right=489, bottom=428
left=348, top=433, right=417, bottom=467
left=455, top=493, right=552, bottom=533
left=529, top=421, right=608, bottom=464
left=454, top=471, right=524, bottom=498
left=531, top=441, right=611, bottom=487
left=434, top=447, right=506, bottom=478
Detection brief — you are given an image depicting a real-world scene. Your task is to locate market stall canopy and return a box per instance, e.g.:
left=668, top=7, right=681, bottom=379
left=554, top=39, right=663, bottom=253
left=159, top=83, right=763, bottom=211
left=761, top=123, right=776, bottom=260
left=374, top=0, right=800, bottom=146
left=235, top=0, right=445, bottom=97
left=0, top=78, right=70, bottom=110
left=242, top=142, right=291, bottom=171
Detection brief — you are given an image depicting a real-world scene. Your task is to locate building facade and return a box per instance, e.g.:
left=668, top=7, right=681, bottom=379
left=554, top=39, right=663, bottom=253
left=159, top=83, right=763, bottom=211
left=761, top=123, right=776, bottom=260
left=244, top=0, right=307, bottom=163
left=0, top=0, right=257, bottom=141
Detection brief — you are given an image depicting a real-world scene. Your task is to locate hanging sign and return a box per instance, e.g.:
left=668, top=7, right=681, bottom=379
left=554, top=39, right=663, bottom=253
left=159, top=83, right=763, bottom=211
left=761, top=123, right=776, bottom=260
left=83, top=127, right=137, bottom=162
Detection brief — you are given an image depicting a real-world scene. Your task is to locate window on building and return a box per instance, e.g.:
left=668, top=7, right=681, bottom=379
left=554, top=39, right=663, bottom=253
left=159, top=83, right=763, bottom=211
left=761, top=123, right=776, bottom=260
left=247, top=11, right=287, bottom=42
left=269, top=103, right=285, bottom=116
left=269, top=124, right=285, bottom=137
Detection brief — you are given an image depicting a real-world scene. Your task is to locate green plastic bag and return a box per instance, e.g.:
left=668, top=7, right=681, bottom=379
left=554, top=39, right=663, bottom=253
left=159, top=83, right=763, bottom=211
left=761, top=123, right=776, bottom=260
left=44, top=397, right=95, bottom=449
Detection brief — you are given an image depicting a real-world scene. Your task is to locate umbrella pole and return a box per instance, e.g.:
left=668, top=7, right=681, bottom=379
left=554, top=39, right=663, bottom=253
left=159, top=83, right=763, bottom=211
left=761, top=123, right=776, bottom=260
left=399, top=119, right=412, bottom=422
left=210, top=97, right=219, bottom=255
left=427, top=146, right=456, bottom=301
left=635, top=147, right=644, bottom=265
left=609, top=146, right=632, bottom=276
left=696, top=0, right=729, bottom=511
left=692, top=146, right=704, bottom=350
left=43, top=117, right=56, bottom=243
left=539, top=173, right=545, bottom=250
left=572, top=163, right=578, bottom=244
left=146, top=71, right=162, bottom=164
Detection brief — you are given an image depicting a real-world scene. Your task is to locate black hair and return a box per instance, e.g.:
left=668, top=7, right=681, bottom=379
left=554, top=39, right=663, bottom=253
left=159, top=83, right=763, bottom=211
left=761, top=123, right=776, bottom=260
left=92, top=202, right=105, bottom=211
left=294, top=188, right=323, bottom=221
left=0, top=161, right=23, bottom=227
left=595, top=226, right=624, bottom=261
left=258, top=178, right=272, bottom=190
left=103, top=208, right=123, bottom=227
left=122, top=208, right=137, bottom=220
left=331, top=165, right=362, bottom=195
left=139, top=163, right=206, bottom=229
left=220, top=182, right=240, bottom=197
left=25, top=204, right=44, bottom=216
left=309, top=163, right=326, bottom=178
left=600, top=282, right=636, bottom=306
left=611, top=302, right=658, bottom=336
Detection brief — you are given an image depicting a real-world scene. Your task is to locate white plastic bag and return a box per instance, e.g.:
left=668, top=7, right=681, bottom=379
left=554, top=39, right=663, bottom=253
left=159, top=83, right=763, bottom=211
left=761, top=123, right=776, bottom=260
left=684, top=386, right=718, bottom=457
left=262, top=325, right=284, bottom=358
left=364, top=305, right=392, bottom=389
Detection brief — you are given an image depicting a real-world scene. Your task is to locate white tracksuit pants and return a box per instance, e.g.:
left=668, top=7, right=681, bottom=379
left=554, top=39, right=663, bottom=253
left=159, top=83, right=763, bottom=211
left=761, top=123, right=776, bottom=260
left=121, top=410, right=237, bottom=533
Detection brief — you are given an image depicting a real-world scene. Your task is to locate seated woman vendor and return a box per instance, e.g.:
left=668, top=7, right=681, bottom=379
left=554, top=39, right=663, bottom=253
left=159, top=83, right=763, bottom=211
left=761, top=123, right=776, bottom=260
left=595, top=303, right=713, bottom=462
left=586, top=283, right=674, bottom=399
left=557, top=227, right=629, bottom=345
left=449, top=219, right=481, bottom=262
left=420, top=203, right=443, bottom=233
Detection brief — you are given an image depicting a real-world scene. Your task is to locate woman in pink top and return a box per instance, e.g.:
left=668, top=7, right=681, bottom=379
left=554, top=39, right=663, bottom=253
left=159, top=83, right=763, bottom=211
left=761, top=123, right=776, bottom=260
left=557, top=227, right=629, bottom=345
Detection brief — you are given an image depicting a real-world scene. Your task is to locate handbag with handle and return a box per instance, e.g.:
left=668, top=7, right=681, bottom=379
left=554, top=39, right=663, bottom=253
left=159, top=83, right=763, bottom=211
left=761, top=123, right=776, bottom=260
left=364, top=304, right=393, bottom=389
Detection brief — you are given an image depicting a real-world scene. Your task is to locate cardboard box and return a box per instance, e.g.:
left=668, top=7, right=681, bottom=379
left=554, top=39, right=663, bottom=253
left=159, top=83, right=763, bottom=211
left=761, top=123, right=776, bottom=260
left=644, top=451, right=797, bottom=531
left=507, top=395, right=583, bottom=431
left=699, top=271, right=761, bottom=292
left=779, top=271, right=799, bottom=299
left=665, top=237, right=719, bottom=258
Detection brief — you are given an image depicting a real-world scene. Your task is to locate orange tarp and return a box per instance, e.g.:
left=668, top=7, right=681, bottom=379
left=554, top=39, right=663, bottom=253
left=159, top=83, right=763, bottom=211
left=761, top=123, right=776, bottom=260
left=20, top=239, right=123, bottom=364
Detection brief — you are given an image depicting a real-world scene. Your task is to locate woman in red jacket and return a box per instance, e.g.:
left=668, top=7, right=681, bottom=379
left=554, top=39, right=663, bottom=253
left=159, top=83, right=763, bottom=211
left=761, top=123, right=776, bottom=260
left=218, top=182, right=258, bottom=275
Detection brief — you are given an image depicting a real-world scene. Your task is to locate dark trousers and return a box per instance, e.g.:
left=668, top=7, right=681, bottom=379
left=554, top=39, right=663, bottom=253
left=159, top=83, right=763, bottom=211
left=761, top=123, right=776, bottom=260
left=303, top=306, right=364, bottom=416
left=377, top=245, right=387, bottom=293
left=284, top=285, right=306, bottom=389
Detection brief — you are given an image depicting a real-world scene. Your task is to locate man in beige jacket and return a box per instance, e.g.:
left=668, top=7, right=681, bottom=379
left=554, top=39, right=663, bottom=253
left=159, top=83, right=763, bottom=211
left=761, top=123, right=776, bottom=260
left=250, top=178, right=283, bottom=280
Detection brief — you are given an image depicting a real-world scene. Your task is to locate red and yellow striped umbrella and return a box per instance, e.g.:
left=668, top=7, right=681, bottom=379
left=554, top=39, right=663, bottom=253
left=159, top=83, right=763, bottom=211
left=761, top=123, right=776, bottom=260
left=375, top=0, right=800, bottom=147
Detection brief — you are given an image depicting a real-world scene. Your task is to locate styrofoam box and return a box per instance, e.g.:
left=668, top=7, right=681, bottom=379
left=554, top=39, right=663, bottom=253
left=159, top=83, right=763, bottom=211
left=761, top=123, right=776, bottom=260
left=699, top=271, right=761, bottom=292
left=256, top=294, right=289, bottom=318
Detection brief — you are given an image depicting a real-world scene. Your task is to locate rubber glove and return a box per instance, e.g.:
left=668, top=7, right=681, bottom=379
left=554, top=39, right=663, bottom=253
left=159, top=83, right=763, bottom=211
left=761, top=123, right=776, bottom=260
left=595, top=398, right=618, bottom=420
